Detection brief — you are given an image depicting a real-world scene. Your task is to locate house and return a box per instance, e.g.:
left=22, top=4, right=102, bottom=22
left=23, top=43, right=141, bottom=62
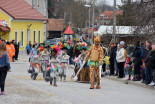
left=47, top=19, right=65, bottom=39
left=24, top=0, right=48, bottom=41
left=0, top=0, right=47, bottom=50
left=96, top=25, right=141, bottom=44
left=96, top=11, right=122, bottom=25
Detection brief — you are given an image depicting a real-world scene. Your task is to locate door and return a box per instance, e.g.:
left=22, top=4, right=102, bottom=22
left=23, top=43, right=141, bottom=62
left=27, top=29, right=31, bottom=44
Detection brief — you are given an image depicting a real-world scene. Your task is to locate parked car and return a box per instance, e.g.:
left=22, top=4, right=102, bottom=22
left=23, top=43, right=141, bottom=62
left=44, top=38, right=61, bottom=46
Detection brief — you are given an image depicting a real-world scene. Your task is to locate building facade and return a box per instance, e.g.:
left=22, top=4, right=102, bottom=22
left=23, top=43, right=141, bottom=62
left=0, top=0, right=47, bottom=50
left=24, top=0, right=48, bottom=41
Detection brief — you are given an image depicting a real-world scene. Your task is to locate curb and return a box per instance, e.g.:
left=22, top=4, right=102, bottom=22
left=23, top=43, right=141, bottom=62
left=104, top=76, right=155, bottom=90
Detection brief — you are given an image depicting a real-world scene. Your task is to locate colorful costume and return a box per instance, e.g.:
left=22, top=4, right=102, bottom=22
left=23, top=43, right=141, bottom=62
left=49, top=57, right=60, bottom=86
left=85, top=37, right=104, bottom=89
left=59, top=53, right=69, bottom=81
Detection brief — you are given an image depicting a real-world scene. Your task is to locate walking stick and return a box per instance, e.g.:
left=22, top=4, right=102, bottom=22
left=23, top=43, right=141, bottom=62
left=73, top=61, right=86, bottom=81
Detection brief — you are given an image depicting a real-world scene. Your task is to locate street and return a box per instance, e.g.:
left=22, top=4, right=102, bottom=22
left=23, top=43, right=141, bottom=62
left=0, top=52, right=155, bottom=104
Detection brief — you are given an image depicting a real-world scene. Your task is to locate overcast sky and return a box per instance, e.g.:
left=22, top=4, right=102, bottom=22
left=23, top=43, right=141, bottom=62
left=105, top=0, right=140, bottom=6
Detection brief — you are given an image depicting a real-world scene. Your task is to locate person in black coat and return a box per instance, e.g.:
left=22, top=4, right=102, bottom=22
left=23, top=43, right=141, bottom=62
left=132, top=41, right=142, bottom=81
left=144, top=44, right=152, bottom=84
left=14, top=42, right=19, bottom=60
left=109, top=44, right=116, bottom=76
left=148, top=44, right=155, bottom=86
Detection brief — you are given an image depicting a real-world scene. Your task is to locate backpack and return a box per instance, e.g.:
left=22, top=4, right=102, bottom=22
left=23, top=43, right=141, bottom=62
left=124, top=49, right=127, bottom=60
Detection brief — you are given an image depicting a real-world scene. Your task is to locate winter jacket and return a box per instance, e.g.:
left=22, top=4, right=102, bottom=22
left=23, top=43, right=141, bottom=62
left=149, top=51, right=155, bottom=69
left=0, top=52, right=11, bottom=70
left=133, top=47, right=142, bottom=65
left=116, top=48, right=125, bottom=63
left=144, top=49, right=152, bottom=67
left=26, top=45, right=31, bottom=50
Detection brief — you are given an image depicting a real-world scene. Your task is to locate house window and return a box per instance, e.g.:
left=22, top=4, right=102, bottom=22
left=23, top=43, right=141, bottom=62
left=34, top=31, right=36, bottom=43
left=38, top=31, right=41, bottom=43
left=103, top=15, right=108, bottom=18
left=21, top=31, right=24, bottom=47
left=15, top=31, right=18, bottom=43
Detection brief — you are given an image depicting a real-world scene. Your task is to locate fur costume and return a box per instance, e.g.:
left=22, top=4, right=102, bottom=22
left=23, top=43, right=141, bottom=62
left=85, top=36, right=104, bottom=89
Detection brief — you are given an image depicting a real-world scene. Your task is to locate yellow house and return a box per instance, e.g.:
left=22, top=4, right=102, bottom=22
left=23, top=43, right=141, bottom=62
left=0, top=0, right=47, bottom=50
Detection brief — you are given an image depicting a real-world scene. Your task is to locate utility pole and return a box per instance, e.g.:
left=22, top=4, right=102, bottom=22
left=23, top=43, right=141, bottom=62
left=113, top=0, right=116, bottom=43
left=91, top=0, right=95, bottom=43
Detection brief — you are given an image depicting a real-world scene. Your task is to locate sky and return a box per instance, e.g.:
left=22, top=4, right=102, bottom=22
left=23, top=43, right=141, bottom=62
left=105, top=0, right=140, bottom=6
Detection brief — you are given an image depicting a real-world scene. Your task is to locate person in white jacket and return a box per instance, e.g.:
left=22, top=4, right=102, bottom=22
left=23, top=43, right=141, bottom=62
left=116, top=44, right=125, bottom=78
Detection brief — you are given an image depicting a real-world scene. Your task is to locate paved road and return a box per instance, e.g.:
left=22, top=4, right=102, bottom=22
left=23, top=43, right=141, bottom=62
left=1, top=53, right=155, bottom=104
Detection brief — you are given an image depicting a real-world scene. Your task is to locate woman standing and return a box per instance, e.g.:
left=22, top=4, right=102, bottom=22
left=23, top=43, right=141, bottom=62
left=0, top=43, right=11, bottom=95
left=116, top=43, right=125, bottom=78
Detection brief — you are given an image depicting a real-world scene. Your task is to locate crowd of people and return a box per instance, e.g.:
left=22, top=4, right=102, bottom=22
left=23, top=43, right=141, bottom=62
left=108, top=40, right=155, bottom=86
left=0, top=37, right=155, bottom=95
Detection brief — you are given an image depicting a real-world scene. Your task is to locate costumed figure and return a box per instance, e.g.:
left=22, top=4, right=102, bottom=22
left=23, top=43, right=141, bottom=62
left=45, top=44, right=60, bottom=86
left=30, top=51, right=41, bottom=80
left=84, top=37, right=104, bottom=89
left=59, top=43, right=70, bottom=81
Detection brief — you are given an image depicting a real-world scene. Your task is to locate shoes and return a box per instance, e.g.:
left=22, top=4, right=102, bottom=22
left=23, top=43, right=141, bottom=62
left=1, top=92, right=6, bottom=95
left=54, top=84, right=57, bottom=87
left=90, top=84, right=94, bottom=89
left=132, top=78, right=140, bottom=81
left=127, top=77, right=131, bottom=80
left=148, top=82, right=155, bottom=86
left=50, top=81, right=52, bottom=85
left=96, top=84, right=101, bottom=89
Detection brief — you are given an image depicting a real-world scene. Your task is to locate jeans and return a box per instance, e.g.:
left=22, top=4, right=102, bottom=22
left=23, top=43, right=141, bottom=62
left=145, top=66, right=152, bottom=84
left=0, top=71, right=7, bottom=92
left=114, top=58, right=119, bottom=74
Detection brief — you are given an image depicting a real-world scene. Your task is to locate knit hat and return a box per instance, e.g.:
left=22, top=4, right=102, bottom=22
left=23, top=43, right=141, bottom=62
left=120, top=41, right=125, bottom=45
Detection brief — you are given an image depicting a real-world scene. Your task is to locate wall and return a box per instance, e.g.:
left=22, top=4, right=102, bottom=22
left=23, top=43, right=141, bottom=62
left=11, top=20, right=44, bottom=50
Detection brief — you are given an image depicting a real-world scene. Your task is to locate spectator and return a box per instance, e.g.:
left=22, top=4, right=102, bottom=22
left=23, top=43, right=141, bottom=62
left=116, top=43, right=126, bottom=78
left=14, top=42, right=19, bottom=60
left=109, top=43, right=115, bottom=76
left=0, top=43, right=11, bottom=95
left=144, top=43, right=152, bottom=84
left=29, top=41, right=32, bottom=49
left=132, top=41, right=142, bottom=81
left=26, top=44, right=31, bottom=55
left=148, top=44, right=155, bottom=86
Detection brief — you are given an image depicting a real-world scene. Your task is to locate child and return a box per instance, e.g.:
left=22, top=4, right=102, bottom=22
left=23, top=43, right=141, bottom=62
left=26, top=44, right=31, bottom=55
left=124, top=57, right=132, bottom=80
left=48, top=51, right=59, bottom=86
left=60, top=51, right=69, bottom=81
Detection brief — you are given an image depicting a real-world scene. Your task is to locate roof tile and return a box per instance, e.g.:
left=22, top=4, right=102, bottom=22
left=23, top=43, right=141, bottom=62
left=0, top=0, right=47, bottom=20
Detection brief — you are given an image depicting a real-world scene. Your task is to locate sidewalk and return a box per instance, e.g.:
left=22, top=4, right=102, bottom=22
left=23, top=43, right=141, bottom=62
left=104, top=73, right=155, bottom=90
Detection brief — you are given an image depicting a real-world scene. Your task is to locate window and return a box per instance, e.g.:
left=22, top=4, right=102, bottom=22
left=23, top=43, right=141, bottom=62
left=15, top=31, right=18, bottom=43
left=38, top=30, right=41, bottom=43
left=21, top=31, right=24, bottom=47
left=34, top=31, right=36, bottom=43
left=103, top=15, right=108, bottom=18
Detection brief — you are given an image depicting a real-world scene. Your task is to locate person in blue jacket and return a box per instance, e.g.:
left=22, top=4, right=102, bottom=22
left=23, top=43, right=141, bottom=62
left=0, top=43, right=11, bottom=95
left=26, top=44, right=31, bottom=55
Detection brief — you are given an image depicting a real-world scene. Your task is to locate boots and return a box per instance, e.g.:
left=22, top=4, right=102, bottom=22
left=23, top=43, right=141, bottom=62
left=90, top=83, right=94, bottom=89
left=96, top=83, right=101, bottom=89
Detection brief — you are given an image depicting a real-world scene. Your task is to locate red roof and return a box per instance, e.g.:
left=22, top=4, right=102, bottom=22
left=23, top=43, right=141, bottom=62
left=0, top=0, right=47, bottom=20
left=0, top=25, right=10, bottom=32
left=48, top=19, right=65, bottom=31
left=64, top=25, right=74, bottom=34
left=101, top=11, right=122, bottom=20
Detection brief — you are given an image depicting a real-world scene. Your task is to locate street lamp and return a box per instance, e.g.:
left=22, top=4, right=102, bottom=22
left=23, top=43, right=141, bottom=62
left=84, top=4, right=91, bottom=43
